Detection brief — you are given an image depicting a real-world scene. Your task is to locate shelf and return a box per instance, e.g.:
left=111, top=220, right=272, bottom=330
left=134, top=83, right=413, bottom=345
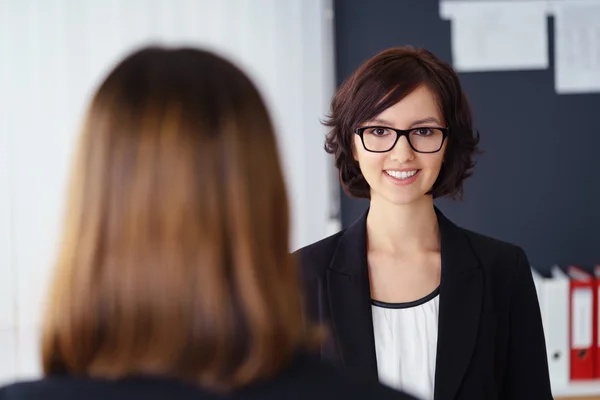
left=553, top=381, right=600, bottom=397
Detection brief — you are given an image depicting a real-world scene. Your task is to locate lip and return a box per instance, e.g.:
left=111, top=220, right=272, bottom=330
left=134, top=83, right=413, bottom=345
left=383, top=169, right=420, bottom=186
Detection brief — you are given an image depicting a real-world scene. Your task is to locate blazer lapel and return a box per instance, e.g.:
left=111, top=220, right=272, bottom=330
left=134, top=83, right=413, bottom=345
left=434, top=208, right=483, bottom=400
left=326, top=210, right=379, bottom=381
left=325, top=207, right=483, bottom=397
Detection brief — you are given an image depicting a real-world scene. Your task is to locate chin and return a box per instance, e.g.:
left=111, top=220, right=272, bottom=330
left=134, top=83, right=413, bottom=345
left=379, top=191, right=426, bottom=206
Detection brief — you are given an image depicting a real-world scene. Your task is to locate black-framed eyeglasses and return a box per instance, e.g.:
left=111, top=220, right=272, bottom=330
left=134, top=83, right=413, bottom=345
left=354, top=126, right=449, bottom=153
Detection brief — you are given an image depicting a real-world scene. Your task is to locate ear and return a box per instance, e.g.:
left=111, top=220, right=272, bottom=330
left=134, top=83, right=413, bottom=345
left=351, top=138, right=359, bottom=162
left=441, top=140, right=449, bottom=163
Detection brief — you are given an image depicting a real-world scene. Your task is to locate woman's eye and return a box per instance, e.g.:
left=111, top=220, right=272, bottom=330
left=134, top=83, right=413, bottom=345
left=416, top=128, right=432, bottom=136
left=371, top=128, right=388, bottom=136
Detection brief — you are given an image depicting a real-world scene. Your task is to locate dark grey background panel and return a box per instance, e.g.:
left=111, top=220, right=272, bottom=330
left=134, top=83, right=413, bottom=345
left=333, top=0, right=600, bottom=275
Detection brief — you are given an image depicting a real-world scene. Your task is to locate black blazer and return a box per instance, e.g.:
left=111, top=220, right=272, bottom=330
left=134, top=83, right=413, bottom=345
left=294, top=208, right=553, bottom=400
left=0, top=355, right=416, bottom=400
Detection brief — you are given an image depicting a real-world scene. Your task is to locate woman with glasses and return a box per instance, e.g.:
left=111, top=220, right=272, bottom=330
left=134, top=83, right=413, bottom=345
left=0, top=47, right=417, bottom=400
left=295, top=47, right=552, bottom=400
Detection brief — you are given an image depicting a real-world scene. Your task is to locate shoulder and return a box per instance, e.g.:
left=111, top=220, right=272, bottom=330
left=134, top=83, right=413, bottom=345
left=458, top=227, right=529, bottom=279
left=0, top=377, right=207, bottom=400
left=1, top=364, right=414, bottom=400
left=0, top=379, right=63, bottom=400
left=292, top=230, right=345, bottom=281
left=270, top=355, right=416, bottom=400
left=0, top=378, right=119, bottom=400
left=460, top=227, right=524, bottom=260
left=0, top=380, right=44, bottom=399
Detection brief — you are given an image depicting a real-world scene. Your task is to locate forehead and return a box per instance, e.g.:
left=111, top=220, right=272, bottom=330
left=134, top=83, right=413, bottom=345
left=371, top=85, right=444, bottom=128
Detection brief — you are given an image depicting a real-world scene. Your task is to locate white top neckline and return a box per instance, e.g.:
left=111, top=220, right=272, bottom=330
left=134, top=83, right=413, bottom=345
left=371, top=287, right=440, bottom=400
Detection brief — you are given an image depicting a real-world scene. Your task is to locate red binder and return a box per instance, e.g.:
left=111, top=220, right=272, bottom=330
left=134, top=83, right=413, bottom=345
left=594, top=265, right=600, bottom=379
left=568, top=266, right=596, bottom=380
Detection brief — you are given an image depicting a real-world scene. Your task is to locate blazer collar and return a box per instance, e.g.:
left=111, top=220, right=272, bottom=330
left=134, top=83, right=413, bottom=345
left=434, top=208, right=483, bottom=400
left=327, top=206, right=483, bottom=400
left=326, top=208, right=378, bottom=380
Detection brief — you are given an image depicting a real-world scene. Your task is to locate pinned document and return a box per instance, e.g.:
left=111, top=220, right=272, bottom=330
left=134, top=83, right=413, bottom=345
left=552, top=0, right=600, bottom=94
left=440, top=0, right=549, bottom=72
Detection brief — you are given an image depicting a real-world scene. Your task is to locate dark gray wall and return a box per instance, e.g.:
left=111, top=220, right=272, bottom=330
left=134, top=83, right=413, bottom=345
left=333, top=0, right=600, bottom=275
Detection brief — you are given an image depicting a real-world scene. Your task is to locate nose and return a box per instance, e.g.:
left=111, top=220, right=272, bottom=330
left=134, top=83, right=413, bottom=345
left=389, top=135, right=415, bottom=162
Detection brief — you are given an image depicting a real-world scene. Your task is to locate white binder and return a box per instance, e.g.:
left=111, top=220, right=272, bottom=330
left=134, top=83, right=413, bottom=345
left=535, top=266, right=570, bottom=390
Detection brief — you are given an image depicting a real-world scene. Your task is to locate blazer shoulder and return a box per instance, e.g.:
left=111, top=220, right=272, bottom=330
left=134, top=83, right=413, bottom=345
left=0, top=380, right=49, bottom=400
left=292, top=230, right=345, bottom=280
left=282, top=355, right=416, bottom=400
left=460, top=227, right=522, bottom=256
left=459, top=227, right=528, bottom=278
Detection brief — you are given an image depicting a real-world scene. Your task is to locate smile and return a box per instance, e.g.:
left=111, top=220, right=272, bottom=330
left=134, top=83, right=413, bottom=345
left=384, top=170, right=418, bottom=180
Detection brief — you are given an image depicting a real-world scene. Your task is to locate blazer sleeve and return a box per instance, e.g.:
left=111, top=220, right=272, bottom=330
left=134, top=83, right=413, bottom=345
left=502, top=247, right=553, bottom=399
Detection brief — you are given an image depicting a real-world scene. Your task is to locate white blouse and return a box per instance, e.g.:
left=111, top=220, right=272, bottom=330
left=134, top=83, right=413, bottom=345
left=371, top=288, right=440, bottom=400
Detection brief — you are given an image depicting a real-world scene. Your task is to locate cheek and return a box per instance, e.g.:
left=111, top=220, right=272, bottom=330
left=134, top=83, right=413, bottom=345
left=419, top=153, right=444, bottom=174
left=355, top=151, right=386, bottom=177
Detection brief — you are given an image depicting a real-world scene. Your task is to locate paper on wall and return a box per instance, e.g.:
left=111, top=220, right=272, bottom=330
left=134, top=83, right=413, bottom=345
left=440, top=0, right=550, bottom=72
left=552, top=0, right=600, bottom=94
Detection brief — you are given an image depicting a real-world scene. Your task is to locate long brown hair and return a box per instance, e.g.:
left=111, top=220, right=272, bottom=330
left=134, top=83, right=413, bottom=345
left=42, top=46, right=319, bottom=390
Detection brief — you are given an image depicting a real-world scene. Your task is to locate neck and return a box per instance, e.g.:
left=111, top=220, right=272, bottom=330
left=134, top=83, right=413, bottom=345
left=366, top=195, right=440, bottom=254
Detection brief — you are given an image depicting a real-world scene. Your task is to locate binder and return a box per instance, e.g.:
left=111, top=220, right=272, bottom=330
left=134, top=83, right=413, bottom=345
left=540, top=266, right=570, bottom=387
left=594, top=265, right=600, bottom=379
left=568, top=265, right=596, bottom=380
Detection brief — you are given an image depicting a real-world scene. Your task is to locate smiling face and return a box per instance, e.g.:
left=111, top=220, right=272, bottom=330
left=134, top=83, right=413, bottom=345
left=353, top=85, right=447, bottom=206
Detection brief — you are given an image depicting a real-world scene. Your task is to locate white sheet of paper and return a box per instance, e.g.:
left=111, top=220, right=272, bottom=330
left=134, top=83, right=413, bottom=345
left=552, top=0, right=600, bottom=94
left=440, top=0, right=549, bottom=72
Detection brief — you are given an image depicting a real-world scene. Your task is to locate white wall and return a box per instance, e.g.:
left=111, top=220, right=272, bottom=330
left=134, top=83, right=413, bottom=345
left=0, top=0, right=339, bottom=383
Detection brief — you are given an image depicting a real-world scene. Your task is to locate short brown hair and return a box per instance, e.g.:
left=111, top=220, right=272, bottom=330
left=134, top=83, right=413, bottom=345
left=324, top=46, right=480, bottom=199
left=42, top=46, right=319, bottom=390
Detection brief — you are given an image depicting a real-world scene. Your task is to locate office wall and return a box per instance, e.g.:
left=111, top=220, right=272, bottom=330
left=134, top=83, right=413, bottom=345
left=333, top=0, right=600, bottom=275
left=0, top=0, right=338, bottom=383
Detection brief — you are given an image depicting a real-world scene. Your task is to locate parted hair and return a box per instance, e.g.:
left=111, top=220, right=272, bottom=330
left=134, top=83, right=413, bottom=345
left=41, top=46, right=320, bottom=391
